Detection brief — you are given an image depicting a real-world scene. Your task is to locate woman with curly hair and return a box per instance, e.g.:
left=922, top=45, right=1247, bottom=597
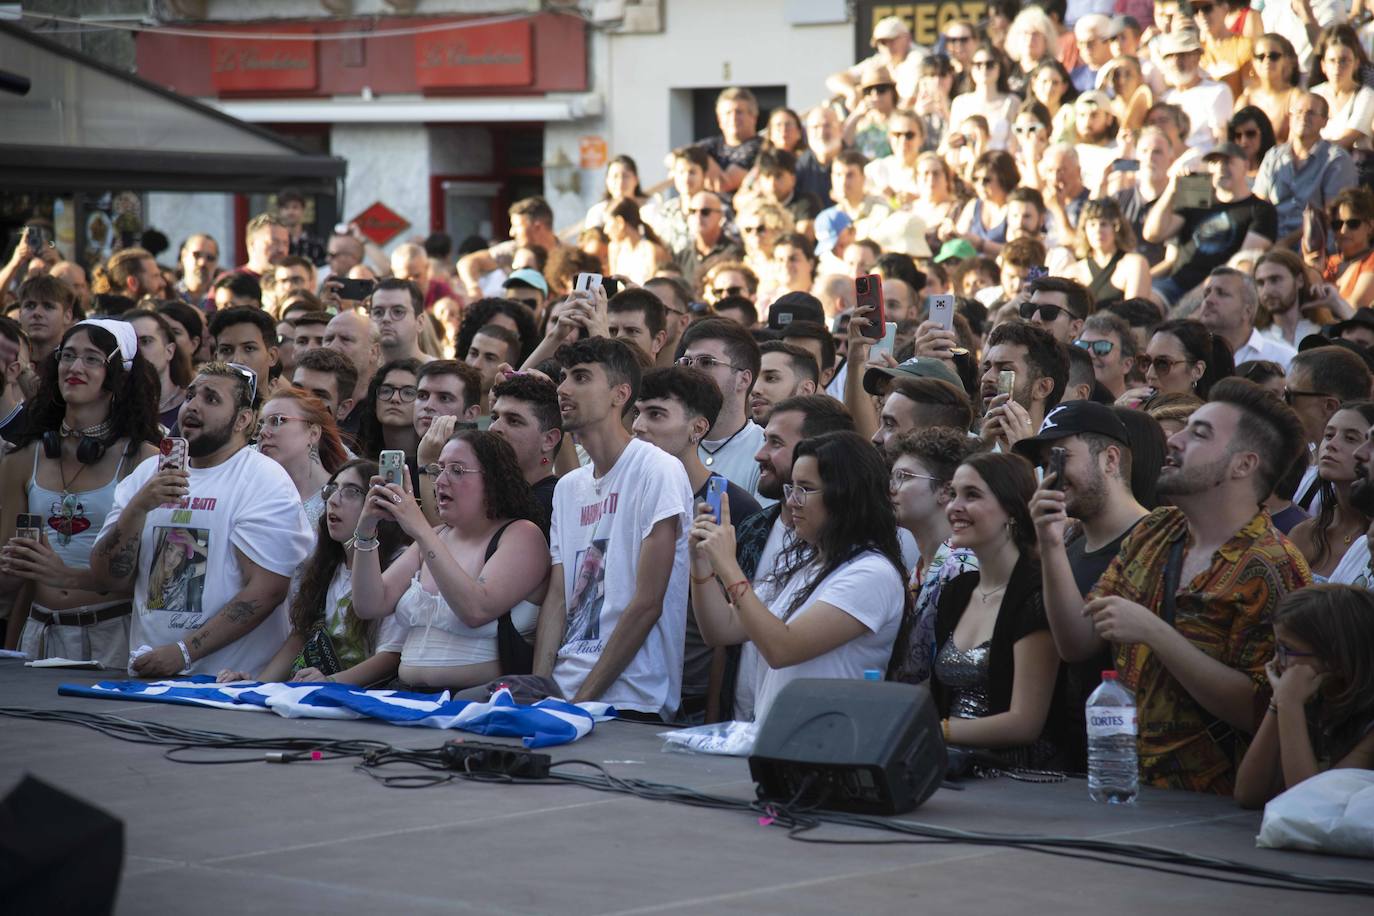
left=215, top=459, right=412, bottom=685
left=352, top=429, right=550, bottom=688
left=0, top=319, right=162, bottom=666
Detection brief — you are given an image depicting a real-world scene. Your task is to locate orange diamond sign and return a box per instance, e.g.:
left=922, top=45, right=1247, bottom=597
left=352, top=202, right=410, bottom=247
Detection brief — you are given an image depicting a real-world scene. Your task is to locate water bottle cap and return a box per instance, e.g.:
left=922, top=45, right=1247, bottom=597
left=1101, top=670, right=1117, bottom=680
left=862, top=669, right=882, bottom=681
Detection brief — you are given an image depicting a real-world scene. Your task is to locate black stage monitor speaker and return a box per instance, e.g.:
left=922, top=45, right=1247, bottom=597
left=0, top=775, right=125, bottom=915
left=749, top=679, right=947, bottom=816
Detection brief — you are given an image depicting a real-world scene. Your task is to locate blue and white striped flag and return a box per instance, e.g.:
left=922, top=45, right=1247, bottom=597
left=58, top=677, right=614, bottom=748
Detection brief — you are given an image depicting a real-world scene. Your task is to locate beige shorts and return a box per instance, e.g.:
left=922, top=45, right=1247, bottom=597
left=20, top=601, right=132, bottom=671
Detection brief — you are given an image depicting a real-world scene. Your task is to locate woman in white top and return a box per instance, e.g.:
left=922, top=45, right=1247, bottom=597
left=216, top=459, right=410, bottom=685
left=256, top=387, right=347, bottom=529
left=1004, top=6, right=1058, bottom=96
left=352, top=429, right=549, bottom=690
left=582, top=155, right=645, bottom=229
left=949, top=43, right=1018, bottom=151
left=864, top=109, right=925, bottom=204
left=690, top=430, right=906, bottom=723
left=1311, top=25, right=1374, bottom=152
left=605, top=197, right=671, bottom=284
left=910, top=152, right=962, bottom=250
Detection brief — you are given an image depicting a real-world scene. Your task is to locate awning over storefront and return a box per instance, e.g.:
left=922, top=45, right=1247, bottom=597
left=0, top=21, right=346, bottom=194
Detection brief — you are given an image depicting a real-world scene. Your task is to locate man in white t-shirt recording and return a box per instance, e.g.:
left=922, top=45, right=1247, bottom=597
left=532, top=336, right=695, bottom=721
left=91, top=362, right=315, bottom=677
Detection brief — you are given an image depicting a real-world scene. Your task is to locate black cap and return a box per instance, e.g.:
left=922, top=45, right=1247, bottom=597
left=1329, top=306, right=1374, bottom=337
left=1297, top=333, right=1374, bottom=375
left=768, top=292, right=826, bottom=329
left=1011, top=400, right=1130, bottom=460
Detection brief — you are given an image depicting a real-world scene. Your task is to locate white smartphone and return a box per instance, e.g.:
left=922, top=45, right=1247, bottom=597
left=928, top=294, right=955, bottom=332
left=872, top=322, right=898, bottom=360
left=574, top=272, right=602, bottom=294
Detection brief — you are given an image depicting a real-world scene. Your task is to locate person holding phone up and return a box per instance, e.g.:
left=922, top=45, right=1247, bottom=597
left=1, top=320, right=162, bottom=667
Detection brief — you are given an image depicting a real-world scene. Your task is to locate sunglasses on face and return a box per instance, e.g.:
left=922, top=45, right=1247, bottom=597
left=972, top=59, right=997, bottom=69
left=945, top=34, right=972, bottom=44
left=1233, top=128, right=1260, bottom=140
left=712, top=285, right=745, bottom=298
left=864, top=84, right=895, bottom=95
left=889, top=130, right=919, bottom=140
left=1014, top=124, right=1045, bottom=134
left=1145, top=356, right=1187, bottom=375
left=1284, top=387, right=1327, bottom=405
left=1018, top=302, right=1070, bottom=322
left=1254, top=52, right=1284, bottom=62
left=1192, top=3, right=1215, bottom=14
left=1332, top=218, right=1366, bottom=232
left=1074, top=339, right=1115, bottom=356
left=688, top=207, right=720, bottom=216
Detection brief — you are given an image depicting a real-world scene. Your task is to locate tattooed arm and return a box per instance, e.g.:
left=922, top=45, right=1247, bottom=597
left=89, top=465, right=190, bottom=591
left=131, top=547, right=291, bottom=677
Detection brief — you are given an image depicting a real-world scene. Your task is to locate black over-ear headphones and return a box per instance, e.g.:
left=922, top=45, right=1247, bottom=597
left=42, top=425, right=110, bottom=465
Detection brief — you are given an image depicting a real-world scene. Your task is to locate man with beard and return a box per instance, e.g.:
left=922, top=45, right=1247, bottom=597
left=749, top=342, right=818, bottom=427
left=1072, top=91, right=1122, bottom=193
left=978, top=320, right=1070, bottom=451
left=1038, top=379, right=1311, bottom=794
left=1254, top=249, right=1323, bottom=349
left=91, top=363, right=314, bottom=676
left=728, top=395, right=854, bottom=720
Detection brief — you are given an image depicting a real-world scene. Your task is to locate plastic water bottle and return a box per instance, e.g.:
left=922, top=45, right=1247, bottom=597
left=1086, top=670, right=1138, bottom=804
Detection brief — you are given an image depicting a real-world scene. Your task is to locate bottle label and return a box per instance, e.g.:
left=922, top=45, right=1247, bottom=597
left=1087, top=706, right=1138, bottom=738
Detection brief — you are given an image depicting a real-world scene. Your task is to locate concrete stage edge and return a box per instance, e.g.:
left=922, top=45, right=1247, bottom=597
left=1, top=660, right=1368, bottom=915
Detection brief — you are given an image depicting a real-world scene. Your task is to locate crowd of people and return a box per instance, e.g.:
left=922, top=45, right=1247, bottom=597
left=5, top=1, right=1374, bottom=810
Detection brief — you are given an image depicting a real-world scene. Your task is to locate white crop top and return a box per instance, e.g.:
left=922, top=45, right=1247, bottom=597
left=392, top=573, right=538, bottom=667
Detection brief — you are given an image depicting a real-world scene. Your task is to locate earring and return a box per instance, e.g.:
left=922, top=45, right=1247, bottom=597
left=310, top=442, right=320, bottom=463
left=541, top=456, right=550, bottom=465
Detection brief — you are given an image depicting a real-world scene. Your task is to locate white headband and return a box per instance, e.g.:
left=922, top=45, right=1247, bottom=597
left=74, top=318, right=138, bottom=371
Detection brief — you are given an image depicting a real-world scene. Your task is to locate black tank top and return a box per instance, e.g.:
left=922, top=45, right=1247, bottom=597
left=1086, top=251, right=1125, bottom=306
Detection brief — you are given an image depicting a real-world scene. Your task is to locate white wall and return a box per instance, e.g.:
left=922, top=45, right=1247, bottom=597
left=332, top=124, right=430, bottom=253
left=146, top=192, right=236, bottom=264
left=597, top=0, right=852, bottom=190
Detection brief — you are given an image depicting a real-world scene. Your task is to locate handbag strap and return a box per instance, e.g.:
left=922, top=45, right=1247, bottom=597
left=1159, top=535, right=1187, bottom=628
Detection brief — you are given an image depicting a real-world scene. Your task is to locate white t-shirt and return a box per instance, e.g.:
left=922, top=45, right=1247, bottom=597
left=752, top=551, right=906, bottom=723
left=550, top=438, right=694, bottom=717
left=1313, top=83, right=1374, bottom=152
left=332, top=566, right=406, bottom=657
left=102, top=448, right=314, bottom=676
left=699, top=420, right=767, bottom=505
left=1164, top=80, right=1234, bottom=154
left=733, top=515, right=793, bottom=722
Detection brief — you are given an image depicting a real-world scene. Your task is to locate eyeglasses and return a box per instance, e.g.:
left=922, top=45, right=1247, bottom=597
left=1145, top=356, right=1188, bottom=376
left=57, top=347, right=115, bottom=370
left=1018, top=302, right=1071, bottom=322
left=688, top=207, right=720, bottom=216
left=1275, top=642, right=1317, bottom=667
left=889, top=130, right=919, bottom=140
left=370, top=305, right=412, bottom=322
left=256, top=415, right=313, bottom=434
left=321, top=482, right=366, bottom=503
left=422, top=462, right=483, bottom=479
left=1074, top=339, right=1116, bottom=356
left=1332, top=218, right=1365, bottom=232
left=378, top=384, right=418, bottom=402
left=225, top=362, right=259, bottom=407
left=890, top=469, right=941, bottom=489
left=782, top=483, right=822, bottom=506
left=677, top=355, right=745, bottom=372
left=945, top=34, right=972, bottom=44
left=1254, top=52, right=1284, bottom=62
left=1284, top=387, right=1327, bottom=405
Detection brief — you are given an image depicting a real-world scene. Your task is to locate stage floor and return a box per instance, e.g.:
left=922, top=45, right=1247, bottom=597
left=1, top=659, right=1369, bottom=915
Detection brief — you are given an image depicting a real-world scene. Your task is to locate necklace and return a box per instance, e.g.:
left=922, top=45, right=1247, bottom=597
left=701, top=421, right=749, bottom=467
left=977, top=582, right=1007, bottom=603
left=60, top=417, right=113, bottom=440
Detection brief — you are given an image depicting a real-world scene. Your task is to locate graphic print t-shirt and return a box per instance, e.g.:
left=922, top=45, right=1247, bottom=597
left=101, top=448, right=314, bottom=676
left=549, top=438, right=693, bottom=717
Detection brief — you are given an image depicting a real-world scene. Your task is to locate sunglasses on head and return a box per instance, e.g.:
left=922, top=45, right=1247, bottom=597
left=1074, top=339, right=1115, bottom=357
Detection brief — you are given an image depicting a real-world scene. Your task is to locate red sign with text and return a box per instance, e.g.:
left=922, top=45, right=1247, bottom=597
left=413, top=21, right=533, bottom=89
left=352, top=202, right=410, bottom=248
left=210, top=36, right=318, bottom=93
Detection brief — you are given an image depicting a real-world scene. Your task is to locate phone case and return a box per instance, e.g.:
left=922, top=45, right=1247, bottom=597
left=855, top=274, right=885, bottom=340
left=380, top=450, right=406, bottom=487
left=705, top=475, right=726, bottom=523
left=159, top=437, right=188, bottom=472
left=929, top=294, right=955, bottom=332
left=575, top=273, right=602, bottom=293
left=998, top=370, right=1016, bottom=397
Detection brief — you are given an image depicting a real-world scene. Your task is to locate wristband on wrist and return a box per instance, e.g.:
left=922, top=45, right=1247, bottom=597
left=352, top=536, right=380, bottom=552
left=176, top=640, right=192, bottom=669
left=690, top=571, right=716, bottom=585
left=941, top=718, right=952, bottom=743
left=725, top=579, right=751, bottom=603
left=1268, top=700, right=1280, bottom=715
